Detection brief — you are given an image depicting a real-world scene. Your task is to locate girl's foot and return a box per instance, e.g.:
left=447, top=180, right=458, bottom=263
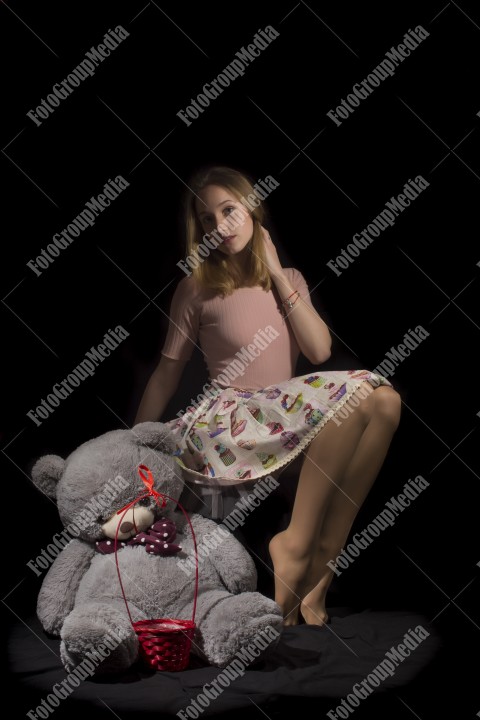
left=268, top=530, right=312, bottom=626
left=299, top=553, right=334, bottom=625
left=300, top=584, right=330, bottom=625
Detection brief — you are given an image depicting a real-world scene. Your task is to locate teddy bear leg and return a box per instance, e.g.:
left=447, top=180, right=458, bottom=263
left=192, top=591, right=283, bottom=667
left=60, top=601, right=140, bottom=675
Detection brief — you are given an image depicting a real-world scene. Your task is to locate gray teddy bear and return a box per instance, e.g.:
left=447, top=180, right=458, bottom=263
left=31, top=422, right=283, bottom=674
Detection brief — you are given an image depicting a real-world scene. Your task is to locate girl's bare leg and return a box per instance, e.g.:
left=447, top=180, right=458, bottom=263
left=268, top=384, right=376, bottom=625
left=300, top=386, right=401, bottom=624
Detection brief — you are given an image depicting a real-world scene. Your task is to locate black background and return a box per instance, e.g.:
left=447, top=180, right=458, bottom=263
left=1, top=1, right=479, bottom=717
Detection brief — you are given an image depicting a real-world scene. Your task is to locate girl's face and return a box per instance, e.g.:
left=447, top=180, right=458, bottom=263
left=195, top=184, right=254, bottom=256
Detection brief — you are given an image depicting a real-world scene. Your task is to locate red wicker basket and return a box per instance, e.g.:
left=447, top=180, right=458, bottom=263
left=114, top=465, right=198, bottom=672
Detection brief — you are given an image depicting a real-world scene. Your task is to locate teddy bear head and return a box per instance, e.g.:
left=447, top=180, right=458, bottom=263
left=31, top=422, right=184, bottom=543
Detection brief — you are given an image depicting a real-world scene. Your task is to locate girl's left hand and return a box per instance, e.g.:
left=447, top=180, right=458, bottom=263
left=260, top=226, right=285, bottom=279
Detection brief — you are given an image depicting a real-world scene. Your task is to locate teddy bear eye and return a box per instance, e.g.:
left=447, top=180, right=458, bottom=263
left=137, top=498, right=150, bottom=507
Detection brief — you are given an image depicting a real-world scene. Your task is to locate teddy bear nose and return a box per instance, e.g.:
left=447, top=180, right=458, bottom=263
left=120, top=521, right=134, bottom=533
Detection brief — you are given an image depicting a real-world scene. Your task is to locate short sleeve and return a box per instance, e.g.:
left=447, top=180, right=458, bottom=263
left=287, top=268, right=315, bottom=310
left=160, top=277, right=201, bottom=361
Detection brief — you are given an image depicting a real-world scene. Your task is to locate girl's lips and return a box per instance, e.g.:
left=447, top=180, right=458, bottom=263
left=222, top=235, right=236, bottom=243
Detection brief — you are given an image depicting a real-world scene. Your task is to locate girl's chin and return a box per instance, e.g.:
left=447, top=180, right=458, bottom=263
left=220, top=241, right=251, bottom=255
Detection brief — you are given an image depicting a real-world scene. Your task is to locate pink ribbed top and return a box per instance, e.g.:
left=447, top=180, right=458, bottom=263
left=161, top=268, right=315, bottom=390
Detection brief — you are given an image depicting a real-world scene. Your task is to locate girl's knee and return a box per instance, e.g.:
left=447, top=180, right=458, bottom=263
left=346, top=383, right=376, bottom=424
left=373, top=386, right=402, bottom=429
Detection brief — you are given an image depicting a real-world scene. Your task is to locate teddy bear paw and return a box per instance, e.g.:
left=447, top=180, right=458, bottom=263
left=60, top=603, right=139, bottom=675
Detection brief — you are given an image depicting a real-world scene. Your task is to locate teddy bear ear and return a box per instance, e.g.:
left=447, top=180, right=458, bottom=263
left=132, top=421, right=175, bottom=454
left=31, top=455, right=65, bottom=500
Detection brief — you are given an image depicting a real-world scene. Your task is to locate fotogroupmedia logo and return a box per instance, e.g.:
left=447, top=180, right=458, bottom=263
left=177, top=26, right=279, bottom=127
left=27, top=326, right=130, bottom=426
left=326, top=176, right=429, bottom=276
left=27, top=176, right=130, bottom=277
left=27, top=26, right=130, bottom=126
left=327, top=26, right=430, bottom=126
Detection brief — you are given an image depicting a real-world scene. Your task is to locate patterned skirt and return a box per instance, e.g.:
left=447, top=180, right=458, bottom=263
left=164, top=370, right=392, bottom=502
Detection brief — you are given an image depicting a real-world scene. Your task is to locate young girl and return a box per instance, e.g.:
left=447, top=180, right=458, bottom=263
left=134, top=166, right=401, bottom=626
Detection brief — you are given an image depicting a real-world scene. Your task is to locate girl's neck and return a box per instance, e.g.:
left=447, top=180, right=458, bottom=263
left=226, top=247, right=251, bottom=282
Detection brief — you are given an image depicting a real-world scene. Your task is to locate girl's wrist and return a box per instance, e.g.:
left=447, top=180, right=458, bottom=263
left=271, top=271, right=291, bottom=289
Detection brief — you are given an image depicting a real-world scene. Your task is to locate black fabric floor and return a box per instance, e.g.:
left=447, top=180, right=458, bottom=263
left=7, top=608, right=442, bottom=719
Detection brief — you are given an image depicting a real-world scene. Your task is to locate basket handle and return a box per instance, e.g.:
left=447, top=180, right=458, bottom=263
left=114, top=464, right=199, bottom=627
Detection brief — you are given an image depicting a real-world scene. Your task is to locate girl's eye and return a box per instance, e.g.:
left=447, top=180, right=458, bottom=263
left=201, top=207, right=235, bottom=224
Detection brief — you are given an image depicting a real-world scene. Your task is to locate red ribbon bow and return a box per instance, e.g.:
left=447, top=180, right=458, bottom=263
left=116, top=464, right=167, bottom=518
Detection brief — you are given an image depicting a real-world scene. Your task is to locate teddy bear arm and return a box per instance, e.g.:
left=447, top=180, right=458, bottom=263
left=189, top=515, right=257, bottom=593
left=208, top=534, right=258, bottom=592
left=37, top=539, right=95, bottom=635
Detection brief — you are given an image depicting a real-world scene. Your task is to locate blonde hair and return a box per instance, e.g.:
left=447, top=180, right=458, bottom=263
left=183, top=165, right=272, bottom=296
